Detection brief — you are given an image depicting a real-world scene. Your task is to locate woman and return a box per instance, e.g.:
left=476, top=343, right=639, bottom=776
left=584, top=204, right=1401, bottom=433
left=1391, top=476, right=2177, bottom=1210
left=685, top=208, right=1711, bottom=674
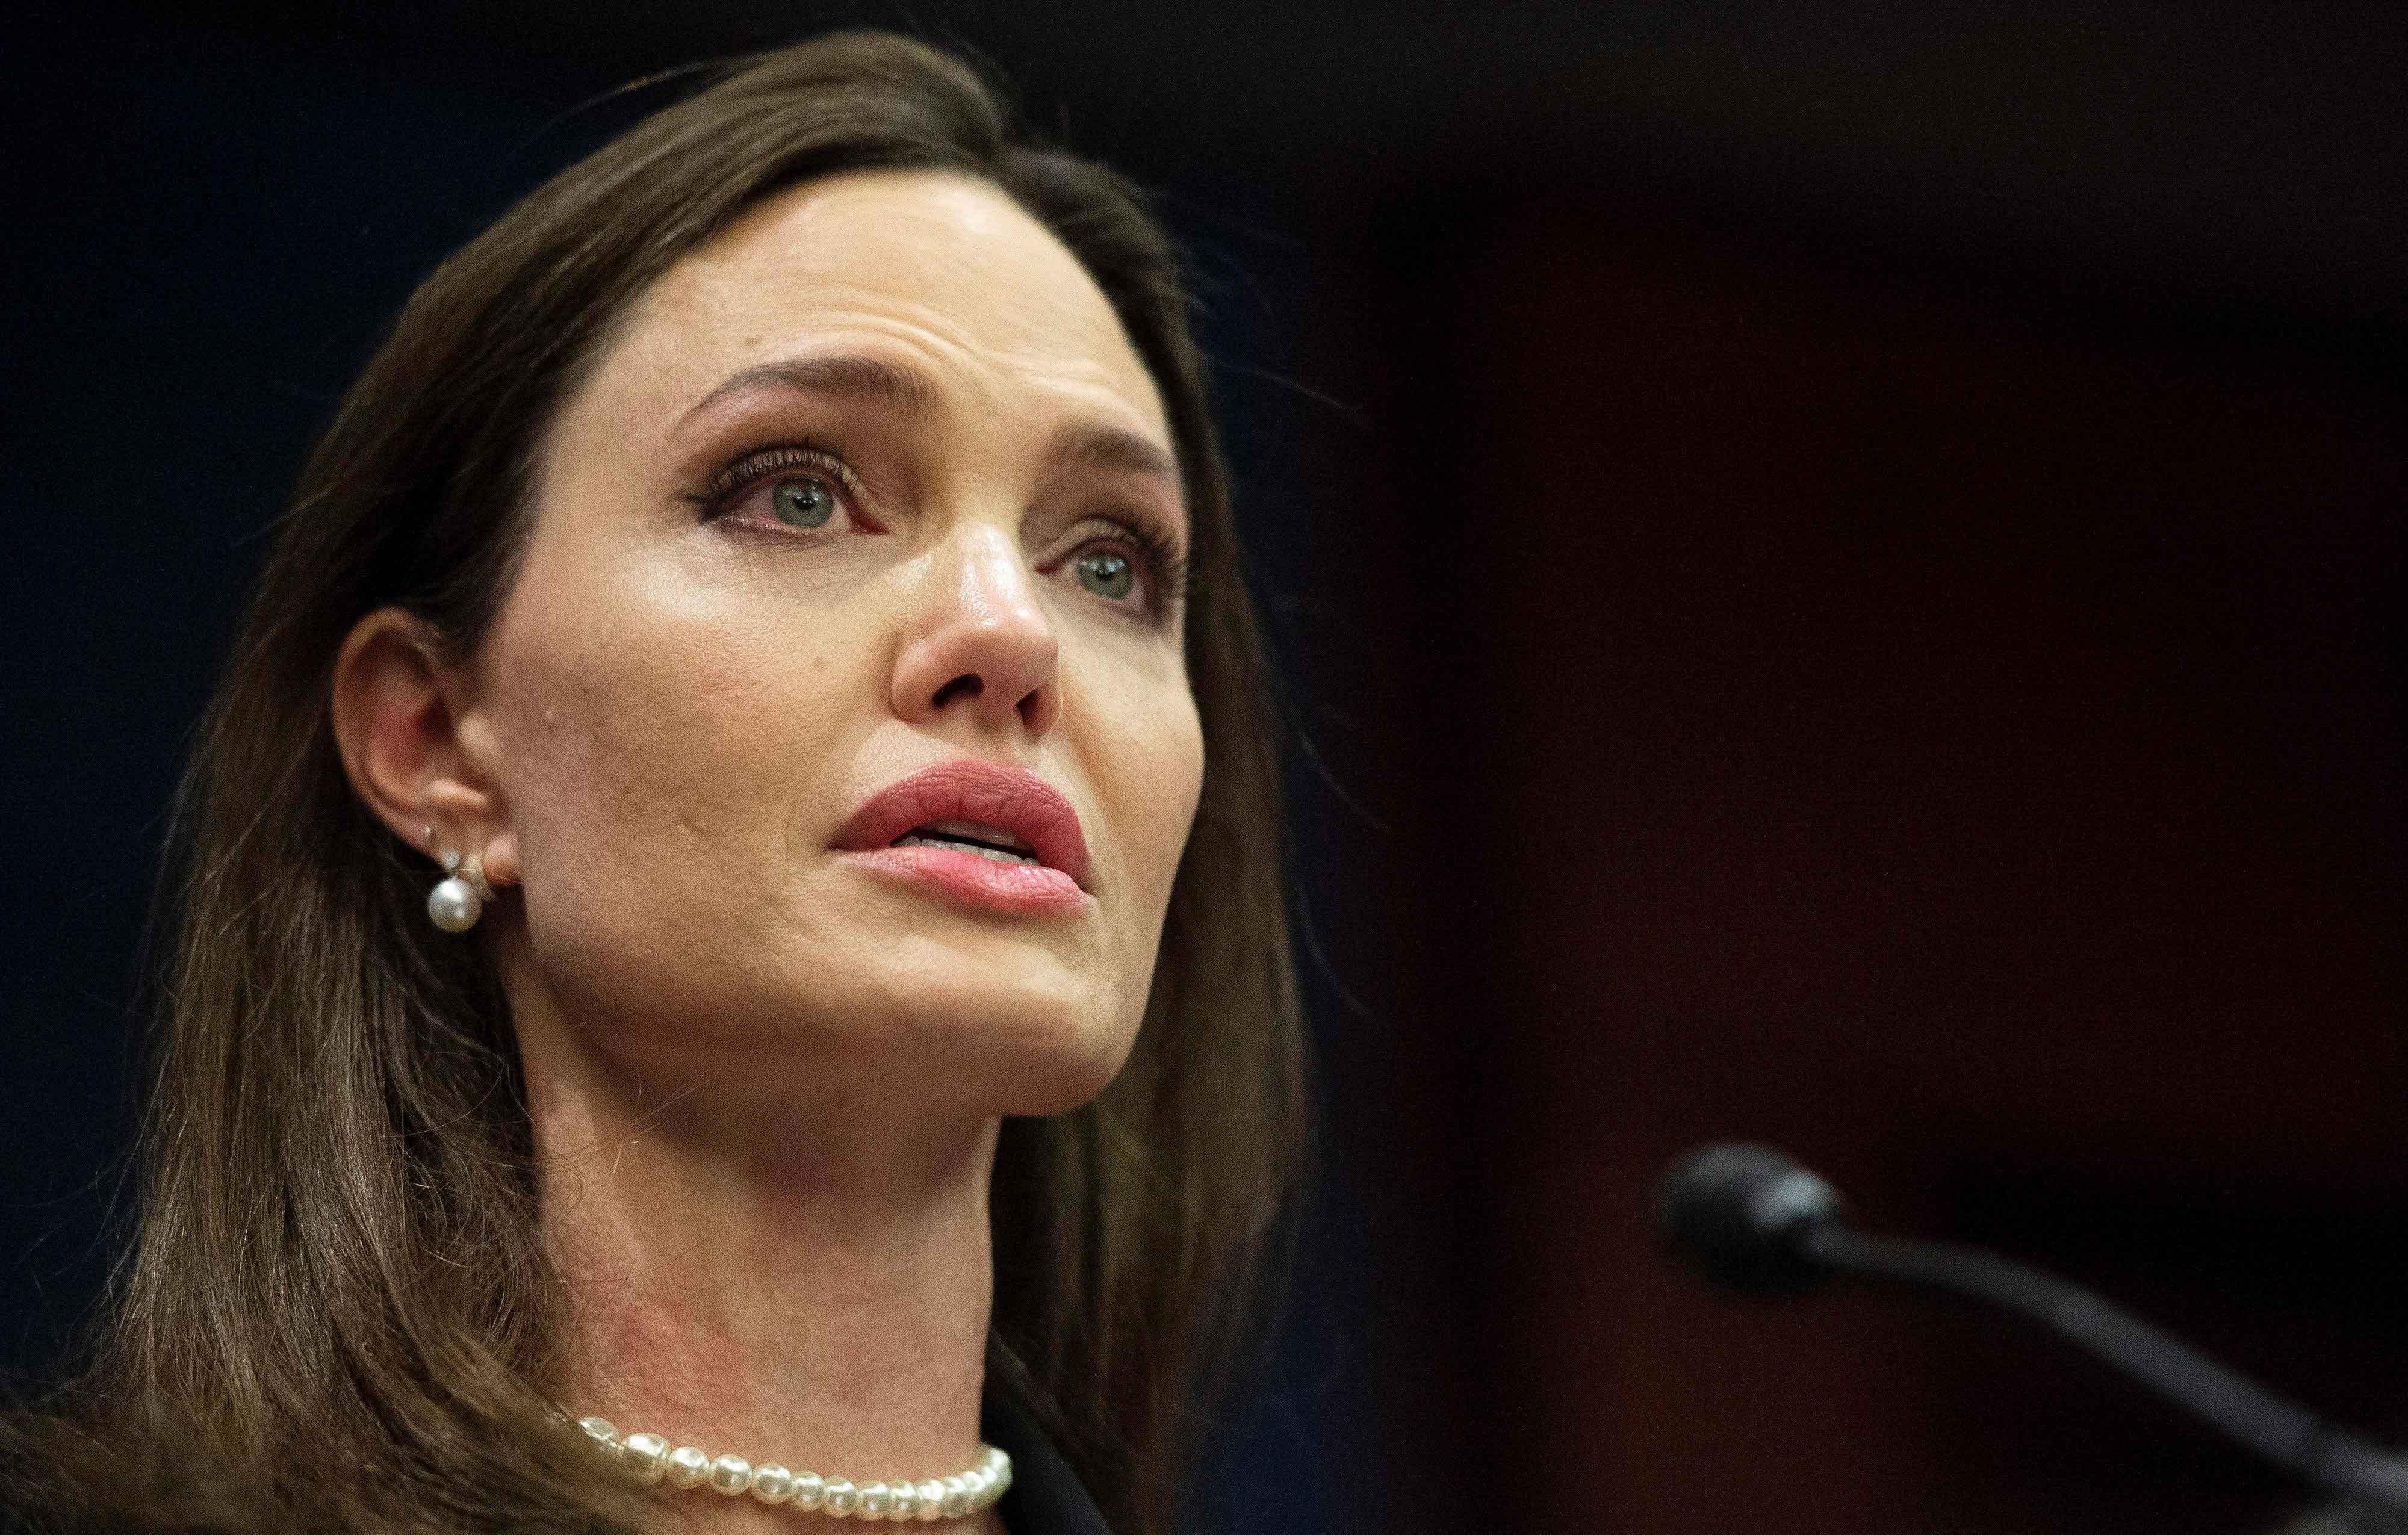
left=5, top=31, right=1304, bottom=1535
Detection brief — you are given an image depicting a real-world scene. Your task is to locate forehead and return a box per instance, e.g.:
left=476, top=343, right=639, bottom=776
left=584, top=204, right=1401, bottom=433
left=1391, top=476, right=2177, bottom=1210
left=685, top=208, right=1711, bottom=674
left=614, top=168, right=1168, bottom=441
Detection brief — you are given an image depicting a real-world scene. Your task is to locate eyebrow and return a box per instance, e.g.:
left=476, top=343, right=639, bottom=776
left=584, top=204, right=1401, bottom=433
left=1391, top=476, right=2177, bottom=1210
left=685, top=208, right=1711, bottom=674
left=1046, top=421, right=1179, bottom=485
left=680, top=351, right=1180, bottom=487
left=680, top=353, right=942, bottom=426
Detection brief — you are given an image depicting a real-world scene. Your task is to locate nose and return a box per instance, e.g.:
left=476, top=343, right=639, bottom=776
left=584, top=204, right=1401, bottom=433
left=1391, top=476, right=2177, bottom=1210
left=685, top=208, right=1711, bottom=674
left=890, top=521, right=1061, bottom=736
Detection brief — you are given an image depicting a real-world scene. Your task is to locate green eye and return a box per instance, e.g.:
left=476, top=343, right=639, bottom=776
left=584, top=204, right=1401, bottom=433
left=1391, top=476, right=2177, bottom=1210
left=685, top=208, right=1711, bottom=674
left=1073, top=550, right=1134, bottom=601
left=770, top=477, right=835, bottom=528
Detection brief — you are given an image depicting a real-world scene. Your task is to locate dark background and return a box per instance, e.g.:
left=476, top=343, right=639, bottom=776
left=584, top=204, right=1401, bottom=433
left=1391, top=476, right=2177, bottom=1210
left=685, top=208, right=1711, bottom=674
left=5, top=4, right=2404, bottom=1532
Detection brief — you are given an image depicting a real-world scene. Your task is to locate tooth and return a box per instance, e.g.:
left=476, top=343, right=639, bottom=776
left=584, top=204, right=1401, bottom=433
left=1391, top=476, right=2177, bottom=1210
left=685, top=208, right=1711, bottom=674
left=893, top=834, right=1037, bottom=866
left=914, top=818, right=1034, bottom=852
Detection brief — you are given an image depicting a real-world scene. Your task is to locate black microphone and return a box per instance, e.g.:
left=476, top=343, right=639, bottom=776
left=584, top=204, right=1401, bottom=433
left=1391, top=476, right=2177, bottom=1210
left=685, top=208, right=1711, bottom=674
left=1657, top=1143, right=2408, bottom=1521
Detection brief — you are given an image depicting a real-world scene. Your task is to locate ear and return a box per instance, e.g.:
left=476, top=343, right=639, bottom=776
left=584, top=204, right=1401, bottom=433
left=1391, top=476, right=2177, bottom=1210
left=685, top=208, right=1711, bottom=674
left=330, top=608, right=519, bottom=888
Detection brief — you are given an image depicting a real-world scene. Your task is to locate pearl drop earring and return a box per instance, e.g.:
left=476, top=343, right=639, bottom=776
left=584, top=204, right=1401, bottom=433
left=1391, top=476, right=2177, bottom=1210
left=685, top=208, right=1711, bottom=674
left=424, top=825, right=494, bottom=934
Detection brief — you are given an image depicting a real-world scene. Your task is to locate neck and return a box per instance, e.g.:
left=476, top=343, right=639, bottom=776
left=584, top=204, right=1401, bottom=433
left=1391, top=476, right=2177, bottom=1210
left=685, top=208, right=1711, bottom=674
left=525, top=1019, right=1004, bottom=1531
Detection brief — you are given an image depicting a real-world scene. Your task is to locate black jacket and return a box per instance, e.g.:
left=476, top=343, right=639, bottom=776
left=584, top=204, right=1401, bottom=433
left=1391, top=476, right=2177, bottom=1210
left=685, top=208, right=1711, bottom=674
left=981, top=1384, right=1114, bottom=1535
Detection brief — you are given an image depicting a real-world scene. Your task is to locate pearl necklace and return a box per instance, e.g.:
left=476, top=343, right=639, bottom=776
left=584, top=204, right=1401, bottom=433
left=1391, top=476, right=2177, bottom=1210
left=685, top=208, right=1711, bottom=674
left=577, top=1416, right=1011, bottom=1522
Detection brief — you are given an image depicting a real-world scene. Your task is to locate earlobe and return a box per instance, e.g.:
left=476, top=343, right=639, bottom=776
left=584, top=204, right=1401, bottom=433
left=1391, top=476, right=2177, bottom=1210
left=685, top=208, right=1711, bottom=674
left=481, top=827, right=523, bottom=888
left=329, top=607, right=509, bottom=870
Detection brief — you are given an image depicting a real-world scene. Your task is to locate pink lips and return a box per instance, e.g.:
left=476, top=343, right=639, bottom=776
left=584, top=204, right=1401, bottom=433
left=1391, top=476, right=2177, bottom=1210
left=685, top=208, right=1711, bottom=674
left=833, top=760, right=1091, bottom=914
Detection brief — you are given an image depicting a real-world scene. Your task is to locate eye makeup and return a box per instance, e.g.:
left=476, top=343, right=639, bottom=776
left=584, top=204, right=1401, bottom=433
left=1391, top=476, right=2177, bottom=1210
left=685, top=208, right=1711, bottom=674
left=687, top=436, right=1191, bottom=624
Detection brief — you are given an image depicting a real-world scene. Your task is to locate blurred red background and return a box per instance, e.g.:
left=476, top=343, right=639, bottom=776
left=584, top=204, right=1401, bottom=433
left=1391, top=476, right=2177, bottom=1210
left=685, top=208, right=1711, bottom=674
left=1312, top=195, right=2405, bottom=1532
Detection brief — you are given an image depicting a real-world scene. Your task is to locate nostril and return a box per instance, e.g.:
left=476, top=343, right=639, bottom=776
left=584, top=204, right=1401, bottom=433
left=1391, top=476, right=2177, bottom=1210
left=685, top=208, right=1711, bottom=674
left=932, top=674, right=983, bottom=709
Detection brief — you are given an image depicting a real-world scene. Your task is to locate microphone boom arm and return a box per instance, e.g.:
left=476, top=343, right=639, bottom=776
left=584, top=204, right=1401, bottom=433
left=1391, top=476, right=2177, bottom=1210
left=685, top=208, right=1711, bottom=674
left=1806, top=1224, right=2408, bottom=1516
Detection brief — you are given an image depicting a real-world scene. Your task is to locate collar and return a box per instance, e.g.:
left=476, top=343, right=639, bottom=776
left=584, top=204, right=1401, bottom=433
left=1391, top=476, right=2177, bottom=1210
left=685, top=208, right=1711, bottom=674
left=979, top=1378, right=1116, bottom=1535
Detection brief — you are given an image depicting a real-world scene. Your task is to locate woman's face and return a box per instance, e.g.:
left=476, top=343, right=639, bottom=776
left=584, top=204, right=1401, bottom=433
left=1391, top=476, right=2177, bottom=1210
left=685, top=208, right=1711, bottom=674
left=467, top=169, right=1203, bottom=1116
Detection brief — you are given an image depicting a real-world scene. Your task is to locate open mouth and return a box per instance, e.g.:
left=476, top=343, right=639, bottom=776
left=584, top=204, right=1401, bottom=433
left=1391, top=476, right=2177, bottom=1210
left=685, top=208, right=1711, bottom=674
left=835, top=760, right=1090, bottom=905
left=891, top=817, right=1043, bottom=867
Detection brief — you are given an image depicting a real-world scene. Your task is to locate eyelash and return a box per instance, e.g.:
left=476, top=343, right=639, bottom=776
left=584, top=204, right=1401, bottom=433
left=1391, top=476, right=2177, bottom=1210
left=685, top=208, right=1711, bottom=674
left=1060, top=514, right=1190, bottom=618
left=693, top=439, right=868, bottom=524
left=691, top=440, right=1190, bottom=618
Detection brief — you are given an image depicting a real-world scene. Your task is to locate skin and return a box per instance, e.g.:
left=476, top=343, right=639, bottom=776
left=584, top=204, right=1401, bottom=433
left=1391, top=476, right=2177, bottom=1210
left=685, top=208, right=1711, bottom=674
left=332, top=169, right=1206, bottom=1531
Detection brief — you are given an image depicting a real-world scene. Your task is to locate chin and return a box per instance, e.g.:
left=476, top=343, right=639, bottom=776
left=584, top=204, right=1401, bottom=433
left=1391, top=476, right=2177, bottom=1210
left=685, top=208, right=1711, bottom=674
left=991, top=1024, right=1138, bottom=1117
left=521, top=904, right=1150, bottom=1114
left=856, top=960, right=1144, bottom=1118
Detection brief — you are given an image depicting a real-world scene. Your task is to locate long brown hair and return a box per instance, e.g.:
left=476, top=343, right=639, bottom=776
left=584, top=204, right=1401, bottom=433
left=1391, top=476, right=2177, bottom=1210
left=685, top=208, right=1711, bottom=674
left=5, top=32, right=1304, bottom=1534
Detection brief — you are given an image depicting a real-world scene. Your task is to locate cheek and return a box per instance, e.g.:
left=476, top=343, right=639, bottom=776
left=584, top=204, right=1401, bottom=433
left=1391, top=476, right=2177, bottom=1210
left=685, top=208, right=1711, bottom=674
left=1084, top=665, right=1205, bottom=927
left=482, top=556, right=877, bottom=1014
